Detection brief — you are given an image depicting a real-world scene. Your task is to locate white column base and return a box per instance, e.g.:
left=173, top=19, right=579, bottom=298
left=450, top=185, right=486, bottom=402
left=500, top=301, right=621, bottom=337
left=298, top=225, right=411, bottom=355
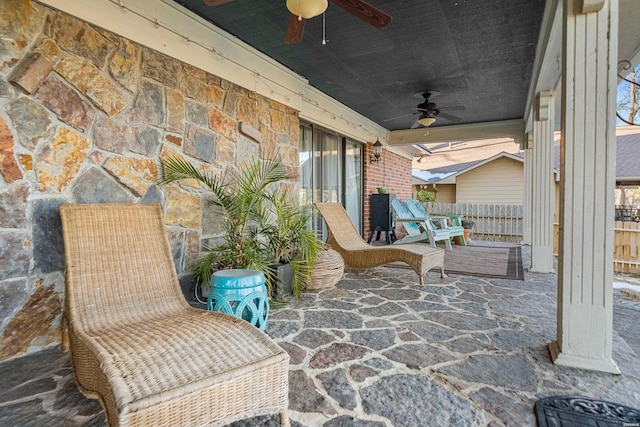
left=548, top=341, right=620, bottom=374
left=528, top=267, right=555, bottom=274
left=529, top=244, right=555, bottom=273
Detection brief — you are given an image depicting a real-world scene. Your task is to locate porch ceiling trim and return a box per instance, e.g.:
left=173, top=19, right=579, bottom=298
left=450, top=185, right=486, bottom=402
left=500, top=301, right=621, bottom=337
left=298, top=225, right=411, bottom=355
left=524, top=0, right=562, bottom=132
left=617, top=178, right=640, bottom=186
left=388, top=119, right=525, bottom=147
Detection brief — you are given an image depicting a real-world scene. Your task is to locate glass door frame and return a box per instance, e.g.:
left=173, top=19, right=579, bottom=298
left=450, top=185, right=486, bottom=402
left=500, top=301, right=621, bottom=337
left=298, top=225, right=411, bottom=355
left=298, top=122, right=364, bottom=235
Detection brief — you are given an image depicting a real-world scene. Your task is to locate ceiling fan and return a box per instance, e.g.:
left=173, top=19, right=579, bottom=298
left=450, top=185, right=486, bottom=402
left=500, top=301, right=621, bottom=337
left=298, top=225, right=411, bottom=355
left=203, top=0, right=392, bottom=44
left=411, top=90, right=464, bottom=128
left=382, top=90, right=465, bottom=128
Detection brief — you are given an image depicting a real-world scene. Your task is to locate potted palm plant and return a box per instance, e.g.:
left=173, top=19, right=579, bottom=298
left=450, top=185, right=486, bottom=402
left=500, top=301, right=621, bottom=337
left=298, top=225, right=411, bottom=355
left=263, top=190, right=323, bottom=297
left=158, top=155, right=322, bottom=298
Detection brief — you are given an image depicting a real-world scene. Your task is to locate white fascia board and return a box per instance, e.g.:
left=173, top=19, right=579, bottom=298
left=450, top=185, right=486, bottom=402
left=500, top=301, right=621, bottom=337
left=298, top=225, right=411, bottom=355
left=445, top=152, right=523, bottom=179
left=524, top=0, right=562, bottom=131
left=297, top=88, right=389, bottom=144
left=385, top=145, right=413, bottom=159
left=389, top=119, right=525, bottom=147
left=411, top=176, right=429, bottom=185
left=618, top=0, right=640, bottom=74
left=36, top=0, right=387, bottom=144
left=617, top=176, right=640, bottom=183
left=438, top=174, right=457, bottom=184
left=470, top=152, right=524, bottom=170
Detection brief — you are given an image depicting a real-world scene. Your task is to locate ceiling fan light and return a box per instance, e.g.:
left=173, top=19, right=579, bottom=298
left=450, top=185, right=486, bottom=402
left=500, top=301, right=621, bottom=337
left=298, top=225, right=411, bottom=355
left=286, top=0, right=328, bottom=19
left=417, top=154, right=429, bottom=163
left=418, top=116, right=436, bottom=127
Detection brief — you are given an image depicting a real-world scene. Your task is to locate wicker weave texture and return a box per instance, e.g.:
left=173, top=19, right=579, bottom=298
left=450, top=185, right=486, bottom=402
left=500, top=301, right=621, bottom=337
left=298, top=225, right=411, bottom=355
left=59, top=204, right=290, bottom=426
left=309, top=248, right=344, bottom=290
left=315, top=203, right=446, bottom=284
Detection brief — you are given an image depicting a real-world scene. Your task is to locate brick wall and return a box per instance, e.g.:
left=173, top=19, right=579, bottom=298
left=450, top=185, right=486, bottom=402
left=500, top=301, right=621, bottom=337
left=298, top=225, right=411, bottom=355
left=363, top=142, right=412, bottom=237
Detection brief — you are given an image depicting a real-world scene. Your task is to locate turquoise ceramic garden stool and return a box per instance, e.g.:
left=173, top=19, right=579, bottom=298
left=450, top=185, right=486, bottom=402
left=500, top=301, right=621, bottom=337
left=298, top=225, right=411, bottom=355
left=207, top=269, right=269, bottom=331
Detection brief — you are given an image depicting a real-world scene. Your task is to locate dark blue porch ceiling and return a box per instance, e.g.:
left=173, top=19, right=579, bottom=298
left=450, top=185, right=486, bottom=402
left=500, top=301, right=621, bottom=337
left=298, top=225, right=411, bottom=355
left=172, top=0, right=546, bottom=131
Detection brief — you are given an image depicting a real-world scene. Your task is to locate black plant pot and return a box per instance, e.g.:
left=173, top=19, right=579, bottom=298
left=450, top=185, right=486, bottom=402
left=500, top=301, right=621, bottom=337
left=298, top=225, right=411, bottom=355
left=272, top=263, right=293, bottom=298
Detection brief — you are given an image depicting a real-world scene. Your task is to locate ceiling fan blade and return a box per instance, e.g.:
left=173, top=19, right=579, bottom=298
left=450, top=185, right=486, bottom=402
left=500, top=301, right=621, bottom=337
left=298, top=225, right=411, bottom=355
left=203, top=0, right=237, bottom=5
left=330, top=0, right=392, bottom=29
left=436, top=111, right=462, bottom=122
left=438, top=105, right=467, bottom=111
left=285, top=14, right=306, bottom=44
left=383, top=112, right=417, bottom=122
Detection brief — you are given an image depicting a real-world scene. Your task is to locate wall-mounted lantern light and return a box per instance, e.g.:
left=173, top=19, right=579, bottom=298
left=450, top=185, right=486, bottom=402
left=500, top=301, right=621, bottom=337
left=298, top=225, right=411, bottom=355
left=370, top=139, right=383, bottom=164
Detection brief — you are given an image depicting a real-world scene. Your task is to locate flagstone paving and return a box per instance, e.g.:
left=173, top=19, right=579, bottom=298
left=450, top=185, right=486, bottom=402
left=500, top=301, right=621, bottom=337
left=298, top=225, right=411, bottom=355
left=1, top=244, right=639, bottom=426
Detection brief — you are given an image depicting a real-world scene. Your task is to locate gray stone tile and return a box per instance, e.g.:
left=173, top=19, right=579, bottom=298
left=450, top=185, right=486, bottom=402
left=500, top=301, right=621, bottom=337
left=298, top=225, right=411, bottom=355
left=403, top=300, right=452, bottom=313
left=364, top=357, right=394, bottom=371
left=304, top=310, right=363, bottom=329
left=309, top=343, right=370, bottom=369
left=323, top=415, right=385, bottom=427
left=278, top=342, right=307, bottom=365
left=350, top=329, right=396, bottom=351
left=349, top=364, right=378, bottom=383
left=293, top=329, right=336, bottom=349
left=288, top=370, right=334, bottom=415
left=382, top=343, right=454, bottom=369
left=358, top=302, right=406, bottom=318
left=2, top=242, right=640, bottom=427
left=400, top=320, right=462, bottom=342
left=438, top=354, right=538, bottom=392
left=469, top=387, right=536, bottom=427
left=317, top=369, right=357, bottom=410
left=360, top=374, right=480, bottom=426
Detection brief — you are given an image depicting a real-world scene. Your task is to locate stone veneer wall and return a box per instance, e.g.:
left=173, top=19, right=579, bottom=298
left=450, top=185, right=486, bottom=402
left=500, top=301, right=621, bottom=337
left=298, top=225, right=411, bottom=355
left=0, top=1, right=300, bottom=361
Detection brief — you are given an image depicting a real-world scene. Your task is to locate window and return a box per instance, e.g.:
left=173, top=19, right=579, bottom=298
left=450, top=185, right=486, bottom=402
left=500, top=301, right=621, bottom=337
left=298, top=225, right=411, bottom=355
left=299, top=123, right=363, bottom=236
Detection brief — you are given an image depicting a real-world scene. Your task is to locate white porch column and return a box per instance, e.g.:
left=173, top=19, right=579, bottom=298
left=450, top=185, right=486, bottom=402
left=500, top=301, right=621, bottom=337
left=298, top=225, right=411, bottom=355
left=549, top=0, right=620, bottom=373
left=522, top=132, right=533, bottom=246
left=529, top=92, right=555, bottom=273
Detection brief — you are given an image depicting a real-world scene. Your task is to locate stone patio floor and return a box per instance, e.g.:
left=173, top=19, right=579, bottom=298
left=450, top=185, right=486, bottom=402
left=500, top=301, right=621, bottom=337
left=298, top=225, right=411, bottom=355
left=1, top=243, right=639, bottom=426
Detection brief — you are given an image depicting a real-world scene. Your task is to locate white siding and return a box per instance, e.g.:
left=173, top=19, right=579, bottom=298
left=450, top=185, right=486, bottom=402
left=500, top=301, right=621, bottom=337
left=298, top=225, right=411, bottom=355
left=435, top=184, right=456, bottom=203
left=456, top=158, right=524, bottom=204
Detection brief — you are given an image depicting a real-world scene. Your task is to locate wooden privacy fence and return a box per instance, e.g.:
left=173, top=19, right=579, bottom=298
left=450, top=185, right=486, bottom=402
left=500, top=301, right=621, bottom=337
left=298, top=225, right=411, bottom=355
left=552, top=222, right=640, bottom=275
left=427, top=202, right=640, bottom=273
left=429, top=202, right=523, bottom=243
left=613, top=222, right=640, bottom=274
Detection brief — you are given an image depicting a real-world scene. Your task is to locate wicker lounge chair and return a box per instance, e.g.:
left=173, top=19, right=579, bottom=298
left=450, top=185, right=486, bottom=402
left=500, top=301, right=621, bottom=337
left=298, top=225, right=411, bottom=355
left=59, top=203, right=290, bottom=427
left=315, top=203, right=446, bottom=284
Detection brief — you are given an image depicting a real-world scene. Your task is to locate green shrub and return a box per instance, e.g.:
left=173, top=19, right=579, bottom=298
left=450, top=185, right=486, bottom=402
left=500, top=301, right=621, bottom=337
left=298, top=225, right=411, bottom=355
left=416, top=189, right=436, bottom=203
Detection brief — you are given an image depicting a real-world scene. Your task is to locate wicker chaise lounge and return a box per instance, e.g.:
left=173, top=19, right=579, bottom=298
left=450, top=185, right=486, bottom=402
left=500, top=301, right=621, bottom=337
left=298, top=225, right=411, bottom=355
left=315, top=203, right=446, bottom=284
left=59, top=203, right=290, bottom=427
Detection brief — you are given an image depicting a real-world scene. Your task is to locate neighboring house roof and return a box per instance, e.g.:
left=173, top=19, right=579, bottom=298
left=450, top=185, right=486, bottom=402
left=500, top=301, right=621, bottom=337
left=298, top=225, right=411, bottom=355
left=412, top=137, right=522, bottom=171
left=616, top=132, right=640, bottom=185
left=415, top=151, right=559, bottom=185
left=412, top=159, right=479, bottom=184
left=414, top=127, right=640, bottom=186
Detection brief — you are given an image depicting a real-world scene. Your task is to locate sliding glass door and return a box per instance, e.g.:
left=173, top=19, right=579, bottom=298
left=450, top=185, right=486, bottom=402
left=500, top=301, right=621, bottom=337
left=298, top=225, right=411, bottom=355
left=344, top=140, right=362, bottom=231
left=299, top=123, right=363, bottom=235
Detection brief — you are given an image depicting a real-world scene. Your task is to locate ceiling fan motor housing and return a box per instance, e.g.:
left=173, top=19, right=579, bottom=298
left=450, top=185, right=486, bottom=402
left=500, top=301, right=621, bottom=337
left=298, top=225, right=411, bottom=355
left=286, top=0, right=328, bottom=19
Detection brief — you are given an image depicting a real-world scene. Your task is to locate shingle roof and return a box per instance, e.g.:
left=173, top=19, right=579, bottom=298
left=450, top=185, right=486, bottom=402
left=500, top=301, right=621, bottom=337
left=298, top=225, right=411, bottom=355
left=412, top=159, right=481, bottom=184
left=414, top=128, right=640, bottom=185
left=616, top=132, right=640, bottom=182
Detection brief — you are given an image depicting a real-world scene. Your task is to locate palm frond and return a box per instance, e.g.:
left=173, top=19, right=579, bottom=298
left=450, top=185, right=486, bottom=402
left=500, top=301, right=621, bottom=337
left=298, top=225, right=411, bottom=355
left=158, top=156, right=217, bottom=190
left=158, top=154, right=321, bottom=299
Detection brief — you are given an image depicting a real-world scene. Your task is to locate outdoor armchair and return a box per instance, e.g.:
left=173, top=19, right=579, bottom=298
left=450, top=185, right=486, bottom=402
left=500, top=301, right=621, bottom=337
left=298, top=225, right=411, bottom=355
left=406, top=199, right=466, bottom=246
left=391, top=199, right=453, bottom=250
